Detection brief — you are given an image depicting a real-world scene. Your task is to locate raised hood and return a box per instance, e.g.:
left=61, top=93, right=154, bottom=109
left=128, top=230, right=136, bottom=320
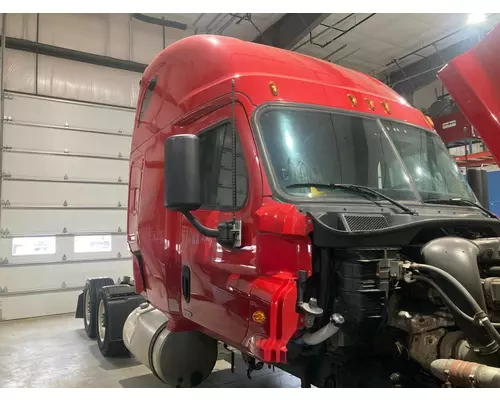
left=437, top=24, right=500, bottom=164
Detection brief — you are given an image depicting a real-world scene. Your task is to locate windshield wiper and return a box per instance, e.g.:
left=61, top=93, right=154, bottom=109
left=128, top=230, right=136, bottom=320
left=423, top=198, right=498, bottom=219
left=285, top=183, right=417, bottom=215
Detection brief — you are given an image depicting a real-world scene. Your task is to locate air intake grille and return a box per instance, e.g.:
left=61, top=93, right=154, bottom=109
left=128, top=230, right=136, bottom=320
left=339, top=214, right=389, bottom=232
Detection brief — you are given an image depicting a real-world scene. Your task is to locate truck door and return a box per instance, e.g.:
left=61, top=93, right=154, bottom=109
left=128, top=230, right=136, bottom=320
left=178, top=102, right=260, bottom=346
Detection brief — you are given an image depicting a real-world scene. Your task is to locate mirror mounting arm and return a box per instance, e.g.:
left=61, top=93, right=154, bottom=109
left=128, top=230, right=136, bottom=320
left=182, top=212, right=242, bottom=248
left=183, top=211, right=220, bottom=238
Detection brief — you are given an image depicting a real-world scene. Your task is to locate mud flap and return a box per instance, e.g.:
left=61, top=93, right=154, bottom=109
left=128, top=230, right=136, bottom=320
left=75, top=292, right=84, bottom=318
left=101, top=285, right=144, bottom=342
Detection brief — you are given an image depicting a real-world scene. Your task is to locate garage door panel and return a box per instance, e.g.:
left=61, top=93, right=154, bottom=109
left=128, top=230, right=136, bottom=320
left=3, top=153, right=129, bottom=181
left=4, top=92, right=135, bottom=134
left=2, top=209, right=127, bottom=234
left=1, top=259, right=132, bottom=293
left=1, top=92, right=136, bottom=320
left=3, top=181, right=128, bottom=207
left=4, top=124, right=132, bottom=157
left=0, top=291, right=82, bottom=320
left=1, top=235, right=130, bottom=265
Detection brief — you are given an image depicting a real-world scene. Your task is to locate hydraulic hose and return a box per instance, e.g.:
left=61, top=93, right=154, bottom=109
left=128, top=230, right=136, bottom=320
left=412, top=263, right=483, bottom=310
left=411, top=264, right=500, bottom=349
left=412, top=275, right=474, bottom=322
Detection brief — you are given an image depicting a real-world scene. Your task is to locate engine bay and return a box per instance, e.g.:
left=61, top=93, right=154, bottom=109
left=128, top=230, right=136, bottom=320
left=284, top=213, right=500, bottom=388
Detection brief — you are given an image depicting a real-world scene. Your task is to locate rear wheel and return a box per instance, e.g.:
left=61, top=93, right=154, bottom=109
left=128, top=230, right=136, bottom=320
left=83, top=277, right=114, bottom=339
left=97, top=289, right=130, bottom=357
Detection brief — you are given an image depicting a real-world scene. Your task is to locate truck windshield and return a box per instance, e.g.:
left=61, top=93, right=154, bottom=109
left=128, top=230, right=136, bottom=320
left=258, top=106, right=475, bottom=203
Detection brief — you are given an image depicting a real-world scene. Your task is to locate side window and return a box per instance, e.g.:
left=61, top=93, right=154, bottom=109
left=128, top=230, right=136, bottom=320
left=199, top=123, right=248, bottom=209
left=139, top=76, right=158, bottom=121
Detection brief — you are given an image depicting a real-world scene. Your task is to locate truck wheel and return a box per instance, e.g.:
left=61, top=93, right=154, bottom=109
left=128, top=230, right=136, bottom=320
left=96, top=289, right=130, bottom=357
left=83, top=277, right=114, bottom=339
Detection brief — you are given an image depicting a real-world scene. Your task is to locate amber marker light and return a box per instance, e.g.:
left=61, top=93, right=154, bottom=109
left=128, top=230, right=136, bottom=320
left=347, top=94, right=358, bottom=107
left=425, top=116, right=435, bottom=129
left=269, top=82, right=278, bottom=96
left=252, top=310, right=266, bottom=324
left=381, top=101, right=391, bottom=114
left=365, top=98, right=376, bottom=111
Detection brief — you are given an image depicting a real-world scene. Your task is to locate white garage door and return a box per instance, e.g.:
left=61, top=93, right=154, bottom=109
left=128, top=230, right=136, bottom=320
left=0, top=91, right=134, bottom=320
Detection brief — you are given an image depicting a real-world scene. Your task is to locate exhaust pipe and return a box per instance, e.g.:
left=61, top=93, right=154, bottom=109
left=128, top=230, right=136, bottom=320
left=431, top=359, right=500, bottom=388
left=123, top=303, right=218, bottom=387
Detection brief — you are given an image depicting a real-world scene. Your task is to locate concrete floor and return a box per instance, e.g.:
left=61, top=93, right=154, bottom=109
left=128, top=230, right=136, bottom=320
left=0, top=313, right=302, bottom=388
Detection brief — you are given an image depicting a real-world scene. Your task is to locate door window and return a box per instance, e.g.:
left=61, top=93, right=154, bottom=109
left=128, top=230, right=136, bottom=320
left=139, top=76, right=158, bottom=121
left=198, top=122, right=248, bottom=209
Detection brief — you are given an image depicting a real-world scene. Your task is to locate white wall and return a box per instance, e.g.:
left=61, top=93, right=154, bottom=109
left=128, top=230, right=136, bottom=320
left=0, top=13, right=196, bottom=107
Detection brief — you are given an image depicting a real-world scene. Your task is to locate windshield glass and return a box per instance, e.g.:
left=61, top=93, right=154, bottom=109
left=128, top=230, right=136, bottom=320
left=258, top=107, right=475, bottom=203
left=383, top=120, right=476, bottom=201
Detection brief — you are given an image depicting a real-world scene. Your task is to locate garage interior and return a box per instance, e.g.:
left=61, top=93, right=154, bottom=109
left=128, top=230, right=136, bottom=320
left=1, top=12, right=500, bottom=388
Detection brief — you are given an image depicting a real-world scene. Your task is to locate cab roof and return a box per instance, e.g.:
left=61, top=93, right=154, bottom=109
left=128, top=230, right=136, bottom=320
left=143, top=35, right=429, bottom=129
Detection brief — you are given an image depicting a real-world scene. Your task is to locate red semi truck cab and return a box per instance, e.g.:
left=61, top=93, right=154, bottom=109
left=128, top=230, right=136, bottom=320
left=114, top=33, right=500, bottom=388
left=127, top=34, right=437, bottom=362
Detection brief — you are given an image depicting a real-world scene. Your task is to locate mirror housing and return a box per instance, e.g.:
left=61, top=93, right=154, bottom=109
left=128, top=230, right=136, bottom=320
left=164, top=134, right=201, bottom=212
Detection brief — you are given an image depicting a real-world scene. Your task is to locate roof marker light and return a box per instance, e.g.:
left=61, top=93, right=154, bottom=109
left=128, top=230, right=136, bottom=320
left=365, top=98, right=375, bottom=111
left=269, top=82, right=278, bottom=96
left=425, top=115, right=435, bottom=129
left=347, top=94, right=358, bottom=107
left=381, top=101, right=391, bottom=114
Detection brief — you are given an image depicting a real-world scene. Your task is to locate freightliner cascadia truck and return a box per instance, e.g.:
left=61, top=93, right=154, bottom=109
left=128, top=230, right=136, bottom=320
left=76, top=25, right=500, bottom=388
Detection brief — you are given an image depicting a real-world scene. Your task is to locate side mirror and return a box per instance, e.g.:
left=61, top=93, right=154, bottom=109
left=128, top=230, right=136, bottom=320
left=164, top=134, right=201, bottom=212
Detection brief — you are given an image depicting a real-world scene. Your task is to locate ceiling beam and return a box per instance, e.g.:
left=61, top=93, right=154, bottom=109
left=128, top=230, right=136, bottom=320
left=1, top=35, right=147, bottom=73
left=384, top=34, right=482, bottom=97
left=253, top=13, right=330, bottom=50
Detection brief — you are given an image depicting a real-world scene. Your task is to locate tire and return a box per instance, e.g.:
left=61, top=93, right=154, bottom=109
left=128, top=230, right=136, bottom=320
left=83, top=277, right=114, bottom=339
left=96, top=289, right=130, bottom=357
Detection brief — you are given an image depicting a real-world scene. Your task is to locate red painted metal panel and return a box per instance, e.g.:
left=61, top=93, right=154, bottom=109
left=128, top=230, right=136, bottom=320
left=438, top=24, right=500, bottom=165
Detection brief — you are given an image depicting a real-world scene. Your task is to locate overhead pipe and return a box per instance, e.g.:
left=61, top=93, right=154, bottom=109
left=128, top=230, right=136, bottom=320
left=292, top=13, right=355, bottom=51
left=217, top=14, right=238, bottom=35
left=332, top=48, right=361, bottom=64
left=204, top=14, right=223, bottom=33
left=385, top=13, right=498, bottom=68
left=192, top=14, right=205, bottom=28
left=390, top=64, right=445, bottom=89
left=322, top=43, right=347, bottom=61
left=131, top=14, right=187, bottom=31
left=383, top=13, right=499, bottom=90
left=314, top=14, right=376, bottom=49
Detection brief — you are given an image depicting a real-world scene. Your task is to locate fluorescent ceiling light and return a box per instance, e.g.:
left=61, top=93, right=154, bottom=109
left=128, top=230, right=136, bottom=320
left=467, top=13, right=486, bottom=25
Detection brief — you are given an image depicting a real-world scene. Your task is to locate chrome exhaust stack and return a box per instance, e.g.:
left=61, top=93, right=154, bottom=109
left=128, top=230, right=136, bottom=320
left=123, top=303, right=218, bottom=387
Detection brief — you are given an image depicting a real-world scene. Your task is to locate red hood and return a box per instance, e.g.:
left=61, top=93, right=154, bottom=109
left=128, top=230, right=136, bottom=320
left=437, top=24, right=500, bottom=164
